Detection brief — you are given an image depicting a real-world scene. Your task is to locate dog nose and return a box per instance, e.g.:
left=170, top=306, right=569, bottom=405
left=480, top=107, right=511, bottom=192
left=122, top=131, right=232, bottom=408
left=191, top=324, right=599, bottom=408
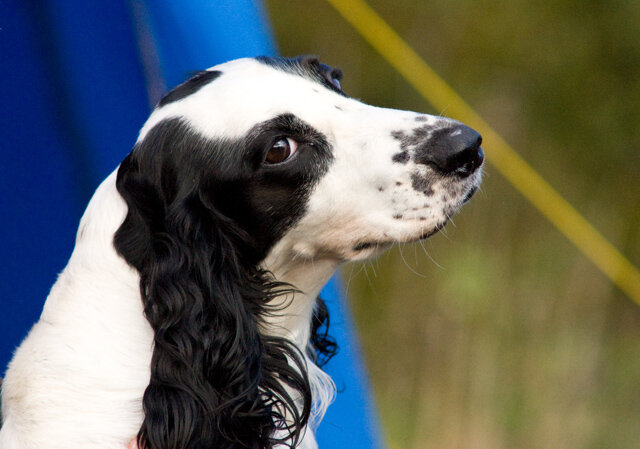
left=415, top=124, right=484, bottom=177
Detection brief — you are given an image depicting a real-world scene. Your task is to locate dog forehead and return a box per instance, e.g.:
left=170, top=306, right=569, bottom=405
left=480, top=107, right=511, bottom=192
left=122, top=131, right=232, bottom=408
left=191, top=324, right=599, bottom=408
left=138, top=58, right=346, bottom=142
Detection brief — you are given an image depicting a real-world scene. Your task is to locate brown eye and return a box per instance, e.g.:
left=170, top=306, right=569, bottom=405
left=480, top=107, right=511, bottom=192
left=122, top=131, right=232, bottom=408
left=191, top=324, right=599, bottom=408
left=265, top=137, right=298, bottom=164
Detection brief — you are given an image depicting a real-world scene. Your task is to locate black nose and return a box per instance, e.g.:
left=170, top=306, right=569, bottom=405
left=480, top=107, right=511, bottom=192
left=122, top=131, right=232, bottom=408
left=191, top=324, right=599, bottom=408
left=415, top=124, right=484, bottom=177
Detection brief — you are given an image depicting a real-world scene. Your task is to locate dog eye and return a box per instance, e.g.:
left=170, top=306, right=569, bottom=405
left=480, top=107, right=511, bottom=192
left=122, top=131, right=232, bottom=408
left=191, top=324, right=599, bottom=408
left=265, top=137, right=298, bottom=164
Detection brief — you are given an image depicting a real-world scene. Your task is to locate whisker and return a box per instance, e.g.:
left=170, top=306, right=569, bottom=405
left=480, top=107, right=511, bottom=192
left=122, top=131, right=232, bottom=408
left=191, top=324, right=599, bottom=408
left=398, top=243, right=427, bottom=278
left=419, top=239, right=445, bottom=270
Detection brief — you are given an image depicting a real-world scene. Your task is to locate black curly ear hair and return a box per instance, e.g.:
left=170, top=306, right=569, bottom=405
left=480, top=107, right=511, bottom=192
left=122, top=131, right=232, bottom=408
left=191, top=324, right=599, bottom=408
left=113, top=119, right=325, bottom=449
left=309, top=297, right=338, bottom=368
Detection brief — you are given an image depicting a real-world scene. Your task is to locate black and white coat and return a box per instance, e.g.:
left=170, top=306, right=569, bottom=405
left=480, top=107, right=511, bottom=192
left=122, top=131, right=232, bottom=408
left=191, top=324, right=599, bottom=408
left=0, top=56, right=483, bottom=449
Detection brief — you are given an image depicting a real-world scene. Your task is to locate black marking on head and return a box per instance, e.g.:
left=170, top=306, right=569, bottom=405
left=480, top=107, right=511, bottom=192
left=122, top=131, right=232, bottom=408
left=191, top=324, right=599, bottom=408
left=391, top=130, right=404, bottom=142
left=256, top=55, right=347, bottom=97
left=158, top=70, right=222, bottom=107
left=114, top=114, right=335, bottom=449
left=391, top=124, right=434, bottom=151
left=411, top=172, right=435, bottom=196
left=395, top=181, right=402, bottom=186
left=335, top=105, right=343, bottom=111
left=377, top=186, right=384, bottom=192
left=415, top=116, right=429, bottom=122
left=392, top=151, right=409, bottom=164
left=393, top=213, right=403, bottom=219
left=117, top=114, right=333, bottom=263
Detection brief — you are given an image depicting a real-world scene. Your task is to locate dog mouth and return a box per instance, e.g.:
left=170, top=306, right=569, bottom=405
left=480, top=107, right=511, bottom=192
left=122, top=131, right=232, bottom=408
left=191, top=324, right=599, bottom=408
left=352, top=240, right=394, bottom=252
left=351, top=221, right=448, bottom=254
left=462, top=185, right=478, bottom=204
left=415, top=221, right=447, bottom=241
left=350, top=182, right=478, bottom=256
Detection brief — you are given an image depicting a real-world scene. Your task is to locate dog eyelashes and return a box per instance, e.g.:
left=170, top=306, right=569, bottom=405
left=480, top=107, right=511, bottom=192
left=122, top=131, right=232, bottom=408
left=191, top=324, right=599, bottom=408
left=265, top=137, right=298, bottom=164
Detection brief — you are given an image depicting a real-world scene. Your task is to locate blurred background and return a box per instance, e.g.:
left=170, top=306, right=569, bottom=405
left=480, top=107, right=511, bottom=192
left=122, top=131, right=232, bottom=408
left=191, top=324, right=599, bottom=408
left=265, top=0, right=640, bottom=448
left=2, top=1, right=640, bottom=448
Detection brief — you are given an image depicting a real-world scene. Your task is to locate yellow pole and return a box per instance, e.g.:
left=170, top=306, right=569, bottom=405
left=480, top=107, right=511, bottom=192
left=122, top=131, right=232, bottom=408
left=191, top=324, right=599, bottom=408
left=324, top=0, right=640, bottom=305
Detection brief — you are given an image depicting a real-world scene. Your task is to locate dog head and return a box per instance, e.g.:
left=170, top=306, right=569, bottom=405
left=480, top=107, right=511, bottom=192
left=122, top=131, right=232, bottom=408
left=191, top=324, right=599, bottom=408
left=114, top=55, right=483, bottom=449
left=131, top=55, right=483, bottom=264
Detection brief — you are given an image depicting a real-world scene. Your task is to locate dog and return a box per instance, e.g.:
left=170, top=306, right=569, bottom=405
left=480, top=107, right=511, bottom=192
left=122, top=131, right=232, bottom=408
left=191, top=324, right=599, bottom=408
left=0, top=56, right=483, bottom=449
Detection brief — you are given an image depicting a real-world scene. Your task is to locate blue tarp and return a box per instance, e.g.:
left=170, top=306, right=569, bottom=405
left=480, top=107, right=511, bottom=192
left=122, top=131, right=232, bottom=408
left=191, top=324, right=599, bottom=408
left=0, top=1, right=383, bottom=447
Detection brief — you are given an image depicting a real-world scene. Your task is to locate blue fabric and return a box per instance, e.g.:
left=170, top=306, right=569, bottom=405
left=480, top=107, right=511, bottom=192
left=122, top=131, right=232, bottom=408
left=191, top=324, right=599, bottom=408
left=139, top=0, right=277, bottom=91
left=0, top=1, right=384, bottom=447
left=318, top=277, right=386, bottom=448
left=0, top=0, right=150, bottom=371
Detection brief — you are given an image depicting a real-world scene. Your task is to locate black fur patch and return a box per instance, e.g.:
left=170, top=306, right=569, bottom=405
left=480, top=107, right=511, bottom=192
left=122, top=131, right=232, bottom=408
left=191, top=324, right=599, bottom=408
left=158, top=70, right=222, bottom=107
left=411, top=172, right=435, bottom=196
left=256, top=55, right=347, bottom=97
left=118, top=115, right=332, bottom=260
left=392, top=151, right=409, bottom=164
left=114, top=114, right=334, bottom=449
left=391, top=125, right=433, bottom=151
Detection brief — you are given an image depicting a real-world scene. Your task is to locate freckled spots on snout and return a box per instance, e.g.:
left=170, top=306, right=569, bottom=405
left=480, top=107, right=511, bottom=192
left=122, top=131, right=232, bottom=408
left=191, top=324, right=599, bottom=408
left=411, top=172, right=435, bottom=196
left=393, top=213, right=403, bottom=219
left=392, top=151, right=409, bottom=164
left=391, top=125, right=433, bottom=151
left=391, top=130, right=404, bottom=140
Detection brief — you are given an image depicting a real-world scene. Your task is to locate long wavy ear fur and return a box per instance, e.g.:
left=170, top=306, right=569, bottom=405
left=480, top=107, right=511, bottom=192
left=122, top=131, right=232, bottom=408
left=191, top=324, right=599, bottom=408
left=113, top=123, right=318, bottom=449
left=309, top=297, right=338, bottom=368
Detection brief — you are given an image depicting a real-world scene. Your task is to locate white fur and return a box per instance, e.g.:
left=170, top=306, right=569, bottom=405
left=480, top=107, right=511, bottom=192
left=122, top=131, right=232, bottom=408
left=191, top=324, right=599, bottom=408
left=1, top=58, right=481, bottom=449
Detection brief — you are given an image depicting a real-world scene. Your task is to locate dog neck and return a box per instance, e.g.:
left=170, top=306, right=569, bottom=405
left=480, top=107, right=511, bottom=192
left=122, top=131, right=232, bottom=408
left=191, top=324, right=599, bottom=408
left=262, top=240, right=341, bottom=347
left=262, top=243, right=340, bottom=430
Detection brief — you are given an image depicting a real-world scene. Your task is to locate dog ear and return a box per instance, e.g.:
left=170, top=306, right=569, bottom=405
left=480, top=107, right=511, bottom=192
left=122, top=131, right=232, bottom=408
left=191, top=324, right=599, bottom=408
left=308, top=297, right=339, bottom=368
left=113, top=120, right=313, bottom=449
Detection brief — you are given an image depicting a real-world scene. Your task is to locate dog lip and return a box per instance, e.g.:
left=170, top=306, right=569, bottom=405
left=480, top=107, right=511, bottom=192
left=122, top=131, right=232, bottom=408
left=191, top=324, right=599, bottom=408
left=352, top=241, right=375, bottom=251
left=462, top=186, right=478, bottom=204
left=352, top=240, right=393, bottom=252
left=353, top=222, right=448, bottom=252
left=417, top=222, right=447, bottom=241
